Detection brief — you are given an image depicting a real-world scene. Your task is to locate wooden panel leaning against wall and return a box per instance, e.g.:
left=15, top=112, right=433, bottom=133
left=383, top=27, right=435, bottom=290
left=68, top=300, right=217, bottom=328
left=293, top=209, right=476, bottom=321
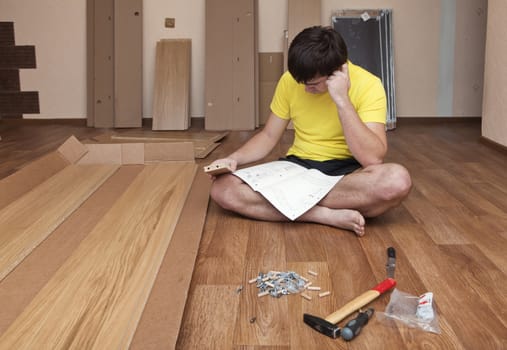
left=205, top=0, right=257, bottom=131
left=258, top=52, right=284, bottom=125
left=87, top=0, right=142, bottom=128
left=152, top=39, right=191, bottom=131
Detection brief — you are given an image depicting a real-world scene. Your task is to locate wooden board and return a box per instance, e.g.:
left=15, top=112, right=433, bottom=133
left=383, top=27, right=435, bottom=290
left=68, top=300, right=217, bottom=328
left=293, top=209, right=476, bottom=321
left=91, top=0, right=115, bottom=128
left=86, top=130, right=229, bottom=159
left=205, top=0, right=257, bottom=130
left=113, top=0, right=142, bottom=127
left=259, top=52, right=284, bottom=125
left=130, top=169, right=211, bottom=349
left=0, top=163, right=197, bottom=349
left=152, top=39, right=191, bottom=130
left=87, top=0, right=142, bottom=128
left=0, top=164, right=119, bottom=281
left=0, top=166, right=144, bottom=336
left=0, top=152, right=68, bottom=210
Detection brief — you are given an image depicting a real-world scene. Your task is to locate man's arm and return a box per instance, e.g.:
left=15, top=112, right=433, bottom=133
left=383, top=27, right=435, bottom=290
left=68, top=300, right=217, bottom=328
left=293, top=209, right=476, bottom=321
left=326, top=63, right=387, bottom=166
left=211, top=113, right=289, bottom=171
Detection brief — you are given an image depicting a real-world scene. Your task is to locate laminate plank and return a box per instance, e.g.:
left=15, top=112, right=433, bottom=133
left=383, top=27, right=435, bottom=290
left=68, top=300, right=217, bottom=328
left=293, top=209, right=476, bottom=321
left=445, top=213, right=507, bottom=274
left=286, top=261, right=338, bottom=350
left=0, top=166, right=143, bottom=335
left=0, top=164, right=119, bottom=281
left=409, top=171, right=463, bottom=208
left=233, top=221, right=289, bottom=347
left=234, top=346, right=290, bottom=350
left=439, top=244, right=507, bottom=327
left=130, top=170, right=211, bottom=350
left=284, top=223, right=328, bottom=262
left=357, top=225, right=465, bottom=349
left=402, top=187, right=471, bottom=244
left=176, top=285, right=240, bottom=349
left=387, top=132, right=439, bottom=170
left=322, top=230, right=378, bottom=303
left=463, top=161, right=507, bottom=193
left=0, top=152, right=68, bottom=210
left=192, top=212, right=250, bottom=285
left=368, top=203, right=417, bottom=227
left=424, top=168, right=505, bottom=217
left=0, top=163, right=196, bottom=349
left=357, top=224, right=420, bottom=290
left=390, top=224, right=507, bottom=349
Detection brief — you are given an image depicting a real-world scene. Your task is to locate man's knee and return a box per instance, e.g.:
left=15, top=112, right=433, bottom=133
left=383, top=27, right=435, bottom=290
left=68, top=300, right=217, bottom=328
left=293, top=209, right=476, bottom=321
left=210, top=175, right=238, bottom=211
left=383, top=163, right=412, bottom=201
left=364, top=163, right=411, bottom=202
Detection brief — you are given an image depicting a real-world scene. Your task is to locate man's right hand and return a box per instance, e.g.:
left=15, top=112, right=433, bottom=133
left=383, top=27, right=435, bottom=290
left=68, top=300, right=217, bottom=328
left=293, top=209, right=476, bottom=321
left=326, top=63, right=351, bottom=108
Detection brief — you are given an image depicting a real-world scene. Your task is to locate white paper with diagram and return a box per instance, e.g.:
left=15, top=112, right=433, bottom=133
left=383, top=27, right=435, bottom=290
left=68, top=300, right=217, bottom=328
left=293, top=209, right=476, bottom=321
left=233, top=160, right=343, bottom=221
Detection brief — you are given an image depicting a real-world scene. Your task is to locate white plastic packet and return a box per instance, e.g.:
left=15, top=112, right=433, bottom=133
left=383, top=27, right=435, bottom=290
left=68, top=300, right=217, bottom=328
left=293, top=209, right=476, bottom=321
left=377, top=288, right=441, bottom=334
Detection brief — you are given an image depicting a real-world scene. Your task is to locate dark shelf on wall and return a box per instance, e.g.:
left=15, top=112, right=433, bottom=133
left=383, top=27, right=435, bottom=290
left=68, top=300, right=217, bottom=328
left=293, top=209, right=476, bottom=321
left=0, top=21, right=39, bottom=119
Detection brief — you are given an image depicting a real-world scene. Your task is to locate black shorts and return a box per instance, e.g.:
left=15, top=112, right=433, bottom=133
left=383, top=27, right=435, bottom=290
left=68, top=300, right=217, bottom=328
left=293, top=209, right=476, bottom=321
left=281, top=155, right=362, bottom=176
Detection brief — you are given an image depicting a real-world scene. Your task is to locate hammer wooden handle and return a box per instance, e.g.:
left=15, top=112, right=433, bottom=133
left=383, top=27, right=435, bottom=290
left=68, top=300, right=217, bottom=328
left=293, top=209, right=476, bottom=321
left=324, top=278, right=396, bottom=324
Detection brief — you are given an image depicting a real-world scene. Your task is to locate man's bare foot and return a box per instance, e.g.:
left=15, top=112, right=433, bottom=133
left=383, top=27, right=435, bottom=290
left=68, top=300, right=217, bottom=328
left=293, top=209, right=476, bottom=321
left=326, top=208, right=365, bottom=236
left=300, top=206, right=365, bottom=236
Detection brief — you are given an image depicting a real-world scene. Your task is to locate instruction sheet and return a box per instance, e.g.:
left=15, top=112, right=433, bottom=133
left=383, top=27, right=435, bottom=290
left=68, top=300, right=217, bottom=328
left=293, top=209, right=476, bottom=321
left=233, top=161, right=343, bottom=220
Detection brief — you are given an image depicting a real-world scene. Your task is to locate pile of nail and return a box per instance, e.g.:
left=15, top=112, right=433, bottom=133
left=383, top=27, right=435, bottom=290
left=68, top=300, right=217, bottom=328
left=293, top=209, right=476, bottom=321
left=250, top=270, right=308, bottom=298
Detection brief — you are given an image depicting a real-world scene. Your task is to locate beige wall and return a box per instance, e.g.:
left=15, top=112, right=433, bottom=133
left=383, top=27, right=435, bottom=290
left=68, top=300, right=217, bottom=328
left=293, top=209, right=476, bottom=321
left=0, top=0, right=488, bottom=120
left=482, top=0, right=507, bottom=147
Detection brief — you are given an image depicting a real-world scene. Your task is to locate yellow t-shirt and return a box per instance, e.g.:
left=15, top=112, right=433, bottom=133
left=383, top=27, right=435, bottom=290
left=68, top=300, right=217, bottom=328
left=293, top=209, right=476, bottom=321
left=270, top=61, right=387, bottom=161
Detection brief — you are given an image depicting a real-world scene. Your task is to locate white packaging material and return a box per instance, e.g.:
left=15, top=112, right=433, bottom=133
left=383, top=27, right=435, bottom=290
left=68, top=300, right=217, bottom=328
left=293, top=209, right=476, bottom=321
left=377, top=288, right=441, bottom=334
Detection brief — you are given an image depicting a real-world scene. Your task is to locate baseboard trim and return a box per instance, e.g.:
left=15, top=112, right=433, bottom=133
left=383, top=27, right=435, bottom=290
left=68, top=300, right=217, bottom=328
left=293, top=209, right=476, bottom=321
left=0, top=117, right=205, bottom=130
left=396, top=117, right=481, bottom=125
left=480, top=136, right=507, bottom=155
left=0, top=118, right=87, bottom=126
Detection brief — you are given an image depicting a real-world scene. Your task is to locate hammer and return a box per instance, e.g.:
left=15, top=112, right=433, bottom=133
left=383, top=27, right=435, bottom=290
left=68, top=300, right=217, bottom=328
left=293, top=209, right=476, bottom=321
left=303, top=278, right=396, bottom=338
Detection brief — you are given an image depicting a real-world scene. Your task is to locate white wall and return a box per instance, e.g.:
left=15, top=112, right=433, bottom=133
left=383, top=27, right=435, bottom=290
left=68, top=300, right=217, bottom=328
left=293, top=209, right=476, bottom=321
left=258, top=0, right=287, bottom=52
left=0, top=0, right=87, bottom=119
left=482, top=0, right=507, bottom=147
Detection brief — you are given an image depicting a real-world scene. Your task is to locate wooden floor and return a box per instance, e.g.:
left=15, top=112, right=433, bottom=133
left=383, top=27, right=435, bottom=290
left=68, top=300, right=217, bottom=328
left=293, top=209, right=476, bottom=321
left=1, top=118, right=506, bottom=349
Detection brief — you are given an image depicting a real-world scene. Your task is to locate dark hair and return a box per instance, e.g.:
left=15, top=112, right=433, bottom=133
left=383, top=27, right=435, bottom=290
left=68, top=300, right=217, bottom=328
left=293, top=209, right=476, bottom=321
left=288, top=26, right=348, bottom=84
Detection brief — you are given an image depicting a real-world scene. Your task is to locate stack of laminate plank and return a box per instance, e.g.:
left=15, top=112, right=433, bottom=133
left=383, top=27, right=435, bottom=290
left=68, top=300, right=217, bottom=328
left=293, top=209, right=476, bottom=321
left=0, top=136, right=210, bottom=349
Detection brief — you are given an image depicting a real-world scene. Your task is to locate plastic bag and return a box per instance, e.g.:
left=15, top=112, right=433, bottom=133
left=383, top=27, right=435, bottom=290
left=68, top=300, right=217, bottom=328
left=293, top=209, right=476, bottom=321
left=376, top=288, right=441, bottom=334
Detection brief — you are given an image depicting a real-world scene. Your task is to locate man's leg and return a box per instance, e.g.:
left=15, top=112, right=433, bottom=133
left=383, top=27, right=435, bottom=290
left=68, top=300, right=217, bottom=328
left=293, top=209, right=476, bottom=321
left=320, top=163, right=412, bottom=217
left=210, top=174, right=367, bottom=235
left=209, top=162, right=410, bottom=235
